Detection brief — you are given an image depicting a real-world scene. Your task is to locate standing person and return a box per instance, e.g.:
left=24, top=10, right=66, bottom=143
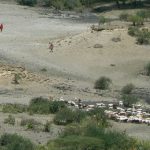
left=0, top=23, right=3, bottom=32
left=49, top=42, right=54, bottom=52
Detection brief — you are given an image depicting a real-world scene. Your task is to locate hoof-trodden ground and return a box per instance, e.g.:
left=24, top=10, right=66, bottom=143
left=0, top=1, right=150, bottom=143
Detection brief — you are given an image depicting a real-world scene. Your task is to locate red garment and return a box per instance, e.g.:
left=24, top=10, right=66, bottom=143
left=0, top=24, right=3, bottom=32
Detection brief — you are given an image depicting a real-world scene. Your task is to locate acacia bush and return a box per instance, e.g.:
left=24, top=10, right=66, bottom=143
left=17, top=0, right=37, bottom=6
left=94, top=76, right=112, bottom=90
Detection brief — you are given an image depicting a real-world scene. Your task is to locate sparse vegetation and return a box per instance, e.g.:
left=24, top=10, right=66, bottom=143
left=136, top=29, right=150, bottom=45
left=128, top=27, right=150, bottom=45
left=122, top=83, right=135, bottom=95
left=94, top=76, right=112, bottom=90
left=17, top=0, right=37, bottom=6
left=2, top=103, right=27, bottom=113
left=0, top=133, right=35, bottom=150
left=21, top=118, right=41, bottom=131
left=4, top=115, right=15, bottom=125
left=136, top=10, right=150, bottom=21
left=119, top=12, right=129, bottom=21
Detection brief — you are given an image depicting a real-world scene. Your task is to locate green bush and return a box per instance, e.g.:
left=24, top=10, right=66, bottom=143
left=145, top=62, right=150, bottom=76
left=0, top=133, right=35, bottom=150
left=17, top=0, right=37, bottom=6
left=88, top=108, right=109, bottom=128
left=136, top=29, right=150, bottom=45
left=122, top=95, right=139, bottom=107
left=4, top=115, right=15, bottom=125
left=99, top=16, right=107, bottom=25
left=2, top=104, right=27, bottom=113
left=54, top=108, right=86, bottom=125
left=94, top=76, right=112, bottom=90
left=128, top=15, right=144, bottom=26
left=128, top=26, right=139, bottom=37
left=121, top=83, right=135, bottom=95
left=28, top=97, right=66, bottom=114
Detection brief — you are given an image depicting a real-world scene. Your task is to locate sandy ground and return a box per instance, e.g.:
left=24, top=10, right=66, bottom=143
left=0, top=1, right=150, bottom=143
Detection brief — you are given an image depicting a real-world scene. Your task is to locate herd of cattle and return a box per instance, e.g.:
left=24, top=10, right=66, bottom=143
left=57, top=97, right=150, bottom=125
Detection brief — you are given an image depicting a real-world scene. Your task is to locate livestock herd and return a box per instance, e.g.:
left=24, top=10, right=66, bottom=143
left=56, top=97, right=150, bottom=125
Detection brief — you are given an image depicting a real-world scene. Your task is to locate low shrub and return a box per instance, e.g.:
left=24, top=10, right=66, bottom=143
left=94, top=76, right=112, bottom=90
left=28, top=97, right=66, bottom=114
left=121, top=83, right=135, bottom=95
left=54, top=108, right=86, bottom=125
left=119, top=12, right=129, bottom=21
left=136, top=29, right=150, bottom=45
left=43, top=121, right=52, bottom=132
left=17, top=0, right=37, bottom=6
left=128, top=15, right=144, bottom=26
left=99, top=16, right=107, bottom=25
left=0, top=133, right=35, bottom=150
left=122, top=95, right=139, bottom=107
left=21, top=118, right=41, bottom=131
left=128, top=26, right=139, bottom=36
left=2, top=103, right=27, bottom=113
left=4, top=115, right=15, bottom=125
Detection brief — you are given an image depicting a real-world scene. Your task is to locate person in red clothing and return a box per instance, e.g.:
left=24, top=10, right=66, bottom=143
left=0, top=24, right=3, bottom=32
